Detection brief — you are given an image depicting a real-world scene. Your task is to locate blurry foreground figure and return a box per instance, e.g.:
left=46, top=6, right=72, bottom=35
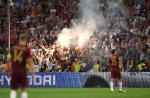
left=6, top=33, right=34, bottom=98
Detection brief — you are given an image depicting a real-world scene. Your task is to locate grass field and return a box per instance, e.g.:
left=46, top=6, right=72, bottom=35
left=0, top=88, right=150, bottom=98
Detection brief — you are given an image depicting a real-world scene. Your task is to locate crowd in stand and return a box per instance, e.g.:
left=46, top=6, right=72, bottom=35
left=0, top=0, right=150, bottom=72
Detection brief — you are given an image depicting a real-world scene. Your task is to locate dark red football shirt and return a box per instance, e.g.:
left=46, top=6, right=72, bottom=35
left=109, top=54, right=120, bottom=71
left=10, top=45, right=31, bottom=75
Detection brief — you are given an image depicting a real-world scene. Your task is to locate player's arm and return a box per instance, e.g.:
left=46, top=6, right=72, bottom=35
left=27, top=57, right=35, bottom=79
left=119, top=57, right=123, bottom=71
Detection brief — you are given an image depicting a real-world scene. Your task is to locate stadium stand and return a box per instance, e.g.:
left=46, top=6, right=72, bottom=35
left=0, top=0, right=149, bottom=72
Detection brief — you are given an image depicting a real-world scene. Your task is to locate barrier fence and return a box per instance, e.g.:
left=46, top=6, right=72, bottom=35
left=0, top=72, right=150, bottom=88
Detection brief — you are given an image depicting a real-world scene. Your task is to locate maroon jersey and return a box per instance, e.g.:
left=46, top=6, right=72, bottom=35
left=109, top=54, right=121, bottom=79
left=10, top=45, right=31, bottom=74
left=10, top=45, right=31, bottom=89
left=110, top=54, right=119, bottom=70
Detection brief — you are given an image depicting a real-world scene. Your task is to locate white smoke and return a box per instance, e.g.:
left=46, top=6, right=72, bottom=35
left=57, top=0, right=105, bottom=48
left=57, top=0, right=127, bottom=48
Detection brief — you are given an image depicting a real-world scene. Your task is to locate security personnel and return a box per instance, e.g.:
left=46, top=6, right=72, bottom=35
left=72, top=59, right=80, bottom=72
left=93, top=60, right=101, bottom=72
left=138, top=63, right=145, bottom=72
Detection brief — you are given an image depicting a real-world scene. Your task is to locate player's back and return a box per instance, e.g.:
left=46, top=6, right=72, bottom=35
left=110, top=54, right=119, bottom=70
left=10, top=45, right=31, bottom=74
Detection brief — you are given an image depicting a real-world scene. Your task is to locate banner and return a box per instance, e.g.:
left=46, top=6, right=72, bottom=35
left=0, top=72, right=83, bottom=88
left=0, top=72, right=150, bottom=88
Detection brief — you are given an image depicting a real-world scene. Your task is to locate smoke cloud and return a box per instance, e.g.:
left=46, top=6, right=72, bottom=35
left=57, top=0, right=127, bottom=48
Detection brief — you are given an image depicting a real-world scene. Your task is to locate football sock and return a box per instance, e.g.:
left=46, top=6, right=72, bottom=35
left=10, top=90, right=17, bottom=98
left=21, top=92, right=28, bottom=98
left=119, top=82, right=122, bottom=91
left=110, top=82, right=114, bottom=91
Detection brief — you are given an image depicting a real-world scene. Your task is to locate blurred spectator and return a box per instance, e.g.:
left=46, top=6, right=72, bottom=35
left=93, top=60, right=102, bottom=72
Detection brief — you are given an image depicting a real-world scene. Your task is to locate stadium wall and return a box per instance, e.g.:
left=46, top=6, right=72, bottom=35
left=0, top=72, right=150, bottom=88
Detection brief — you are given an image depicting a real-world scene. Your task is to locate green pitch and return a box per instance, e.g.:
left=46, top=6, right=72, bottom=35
left=0, top=88, right=150, bottom=98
